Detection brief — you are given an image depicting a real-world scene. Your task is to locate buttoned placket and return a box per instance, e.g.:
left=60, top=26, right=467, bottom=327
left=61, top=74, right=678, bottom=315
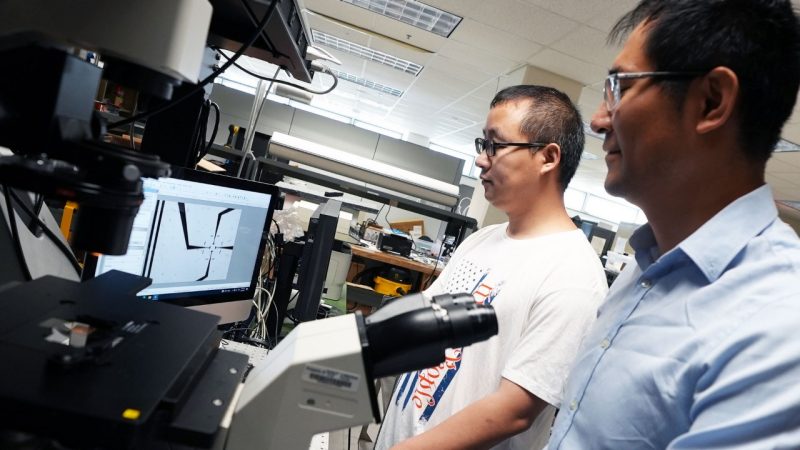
left=554, top=270, right=657, bottom=448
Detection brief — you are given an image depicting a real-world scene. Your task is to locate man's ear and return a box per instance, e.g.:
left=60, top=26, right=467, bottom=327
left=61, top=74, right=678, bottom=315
left=538, top=143, right=561, bottom=176
left=695, top=66, right=739, bottom=135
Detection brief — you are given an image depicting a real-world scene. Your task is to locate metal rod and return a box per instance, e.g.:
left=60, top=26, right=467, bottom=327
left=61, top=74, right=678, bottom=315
left=236, top=79, right=268, bottom=178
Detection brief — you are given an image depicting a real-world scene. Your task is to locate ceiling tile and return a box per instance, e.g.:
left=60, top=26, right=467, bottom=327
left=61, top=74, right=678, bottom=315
left=551, top=26, right=621, bottom=67
left=441, top=94, right=492, bottom=118
left=585, top=0, right=641, bottom=32
left=437, top=39, right=518, bottom=76
left=423, top=54, right=496, bottom=85
left=449, top=19, right=543, bottom=61
left=464, top=1, right=580, bottom=46
left=522, top=0, right=616, bottom=23
left=527, top=49, right=607, bottom=86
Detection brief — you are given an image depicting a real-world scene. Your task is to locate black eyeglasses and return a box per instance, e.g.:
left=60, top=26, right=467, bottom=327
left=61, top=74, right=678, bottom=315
left=604, top=71, right=706, bottom=111
left=474, top=137, right=549, bottom=157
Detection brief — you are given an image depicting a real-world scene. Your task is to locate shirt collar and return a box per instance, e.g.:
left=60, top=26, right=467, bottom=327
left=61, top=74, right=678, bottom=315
left=629, top=185, right=778, bottom=282
left=630, top=223, right=659, bottom=269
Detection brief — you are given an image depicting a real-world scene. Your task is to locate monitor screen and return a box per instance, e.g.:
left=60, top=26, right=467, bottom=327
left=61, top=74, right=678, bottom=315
left=84, top=168, right=278, bottom=323
left=578, top=220, right=596, bottom=239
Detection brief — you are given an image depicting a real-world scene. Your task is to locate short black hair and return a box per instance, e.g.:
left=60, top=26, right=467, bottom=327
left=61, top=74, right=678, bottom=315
left=490, top=85, right=584, bottom=191
left=610, top=0, right=800, bottom=163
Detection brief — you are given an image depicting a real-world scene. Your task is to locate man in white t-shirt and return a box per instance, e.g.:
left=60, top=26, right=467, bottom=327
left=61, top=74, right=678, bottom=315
left=375, top=85, right=608, bottom=450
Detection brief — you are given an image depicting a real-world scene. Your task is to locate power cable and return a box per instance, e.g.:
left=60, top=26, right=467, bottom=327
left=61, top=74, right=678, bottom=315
left=204, top=101, right=221, bottom=156
left=426, top=239, right=448, bottom=288
left=217, top=50, right=339, bottom=95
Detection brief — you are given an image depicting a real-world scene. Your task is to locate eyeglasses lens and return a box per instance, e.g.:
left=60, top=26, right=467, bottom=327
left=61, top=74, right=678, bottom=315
left=475, top=138, right=495, bottom=156
left=604, top=76, right=616, bottom=111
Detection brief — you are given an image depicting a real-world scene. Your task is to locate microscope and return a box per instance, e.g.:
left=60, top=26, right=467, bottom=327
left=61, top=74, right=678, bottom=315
left=0, top=2, right=500, bottom=449
left=0, top=0, right=210, bottom=260
left=0, top=271, right=497, bottom=450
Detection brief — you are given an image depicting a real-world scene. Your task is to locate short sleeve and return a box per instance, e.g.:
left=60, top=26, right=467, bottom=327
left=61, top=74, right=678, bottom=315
left=503, top=285, right=605, bottom=407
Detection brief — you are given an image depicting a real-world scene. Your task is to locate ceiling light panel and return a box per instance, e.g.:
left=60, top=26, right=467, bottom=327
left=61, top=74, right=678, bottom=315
left=340, top=0, right=462, bottom=38
left=775, top=138, right=800, bottom=153
left=330, top=69, right=404, bottom=97
left=312, top=29, right=423, bottom=76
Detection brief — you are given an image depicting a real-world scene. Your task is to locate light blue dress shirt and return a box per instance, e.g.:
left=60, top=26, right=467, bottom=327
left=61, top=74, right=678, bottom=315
left=548, top=185, right=800, bottom=449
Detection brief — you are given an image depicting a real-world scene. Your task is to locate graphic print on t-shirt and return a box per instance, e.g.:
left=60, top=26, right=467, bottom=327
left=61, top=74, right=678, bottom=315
left=392, top=259, right=503, bottom=424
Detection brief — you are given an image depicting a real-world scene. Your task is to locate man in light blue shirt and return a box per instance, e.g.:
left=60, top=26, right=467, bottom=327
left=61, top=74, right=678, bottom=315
left=548, top=0, right=800, bottom=448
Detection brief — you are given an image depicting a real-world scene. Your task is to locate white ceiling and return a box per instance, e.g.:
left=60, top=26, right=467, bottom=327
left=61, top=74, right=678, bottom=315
left=257, top=0, right=800, bottom=203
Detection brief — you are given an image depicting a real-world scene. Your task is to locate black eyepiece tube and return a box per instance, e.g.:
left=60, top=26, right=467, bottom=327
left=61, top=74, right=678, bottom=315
left=362, top=292, right=497, bottom=379
left=434, top=293, right=498, bottom=347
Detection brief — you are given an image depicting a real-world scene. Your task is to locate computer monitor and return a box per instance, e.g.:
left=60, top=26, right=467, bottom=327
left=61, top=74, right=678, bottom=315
left=84, top=168, right=279, bottom=324
left=577, top=219, right=597, bottom=239
left=292, top=199, right=341, bottom=322
left=589, top=226, right=616, bottom=260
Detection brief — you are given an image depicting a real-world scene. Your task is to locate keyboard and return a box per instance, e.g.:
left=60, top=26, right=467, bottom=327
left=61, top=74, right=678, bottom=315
left=219, top=340, right=270, bottom=367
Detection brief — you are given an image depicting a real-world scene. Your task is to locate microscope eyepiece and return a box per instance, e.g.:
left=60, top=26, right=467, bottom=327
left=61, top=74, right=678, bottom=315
left=433, top=293, right=498, bottom=349
left=361, top=292, right=498, bottom=378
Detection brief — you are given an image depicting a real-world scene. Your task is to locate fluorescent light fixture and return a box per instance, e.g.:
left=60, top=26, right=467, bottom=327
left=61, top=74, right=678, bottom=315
left=329, top=69, right=404, bottom=96
left=266, top=92, right=290, bottom=104
left=269, top=132, right=460, bottom=206
left=775, top=138, right=800, bottom=153
left=296, top=200, right=354, bottom=222
left=341, top=0, right=462, bottom=38
left=312, top=30, right=423, bottom=76
left=581, top=151, right=600, bottom=160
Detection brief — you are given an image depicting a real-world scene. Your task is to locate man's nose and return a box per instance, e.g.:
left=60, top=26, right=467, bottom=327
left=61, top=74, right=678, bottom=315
left=590, top=101, right=611, bottom=135
left=475, top=151, right=490, bottom=170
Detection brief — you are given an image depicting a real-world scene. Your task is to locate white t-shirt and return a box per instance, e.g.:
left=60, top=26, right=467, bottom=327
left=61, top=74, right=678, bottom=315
left=375, top=224, right=608, bottom=450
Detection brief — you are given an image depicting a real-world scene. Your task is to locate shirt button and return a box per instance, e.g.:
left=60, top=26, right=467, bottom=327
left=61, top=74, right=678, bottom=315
left=640, top=279, right=652, bottom=289
left=569, top=400, right=577, bottom=411
left=600, top=339, right=610, bottom=349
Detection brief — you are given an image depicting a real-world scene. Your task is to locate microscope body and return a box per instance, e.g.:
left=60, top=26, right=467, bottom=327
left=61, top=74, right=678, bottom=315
left=225, top=314, right=376, bottom=450
left=224, top=291, right=497, bottom=450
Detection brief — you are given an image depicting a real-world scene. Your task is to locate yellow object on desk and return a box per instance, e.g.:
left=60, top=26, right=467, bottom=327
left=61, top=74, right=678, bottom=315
left=373, top=275, right=412, bottom=297
left=348, top=245, right=443, bottom=292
